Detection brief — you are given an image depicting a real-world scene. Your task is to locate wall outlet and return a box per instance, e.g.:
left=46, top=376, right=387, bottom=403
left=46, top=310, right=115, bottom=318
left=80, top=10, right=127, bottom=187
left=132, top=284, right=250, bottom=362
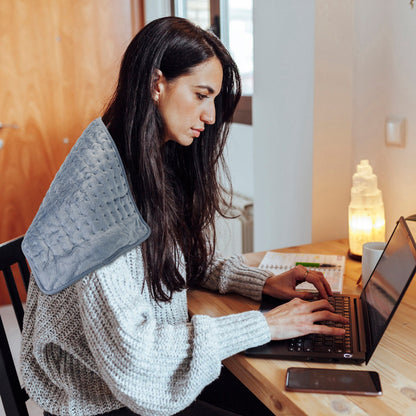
left=385, top=116, right=406, bottom=147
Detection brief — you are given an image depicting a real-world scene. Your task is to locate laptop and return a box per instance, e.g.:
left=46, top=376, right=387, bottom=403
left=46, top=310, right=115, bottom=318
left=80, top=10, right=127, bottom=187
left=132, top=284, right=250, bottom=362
left=246, top=216, right=416, bottom=364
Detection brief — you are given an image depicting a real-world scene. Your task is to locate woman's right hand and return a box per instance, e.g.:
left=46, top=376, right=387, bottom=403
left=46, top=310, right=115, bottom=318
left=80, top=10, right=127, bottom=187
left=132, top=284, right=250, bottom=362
left=263, top=297, right=349, bottom=341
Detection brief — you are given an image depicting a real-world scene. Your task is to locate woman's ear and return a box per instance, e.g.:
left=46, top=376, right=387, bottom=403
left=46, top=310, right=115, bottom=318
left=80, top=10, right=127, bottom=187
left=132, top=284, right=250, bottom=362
left=151, top=69, right=165, bottom=104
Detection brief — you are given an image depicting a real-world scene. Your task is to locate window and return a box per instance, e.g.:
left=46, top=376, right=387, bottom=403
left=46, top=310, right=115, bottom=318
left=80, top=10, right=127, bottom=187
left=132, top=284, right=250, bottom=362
left=172, top=0, right=253, bottom=124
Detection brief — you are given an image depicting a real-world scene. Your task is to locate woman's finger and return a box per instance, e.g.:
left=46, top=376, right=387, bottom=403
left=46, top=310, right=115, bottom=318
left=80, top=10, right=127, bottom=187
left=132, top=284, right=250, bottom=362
left=308, top=298, right=335, bottom=312
left=303, top=269, right=333, bottom=298
left=310, top=309, right=349, bottom=324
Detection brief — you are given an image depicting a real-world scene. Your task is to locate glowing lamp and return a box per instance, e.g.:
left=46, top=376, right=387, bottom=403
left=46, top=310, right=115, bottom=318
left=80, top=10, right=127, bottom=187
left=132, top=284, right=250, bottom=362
left=348, top=160, right=385, bottom=260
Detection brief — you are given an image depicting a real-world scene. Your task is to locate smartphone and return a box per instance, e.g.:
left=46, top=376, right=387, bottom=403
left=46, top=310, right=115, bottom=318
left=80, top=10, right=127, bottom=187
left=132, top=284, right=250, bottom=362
left=285, top=367, right=382, bottom=396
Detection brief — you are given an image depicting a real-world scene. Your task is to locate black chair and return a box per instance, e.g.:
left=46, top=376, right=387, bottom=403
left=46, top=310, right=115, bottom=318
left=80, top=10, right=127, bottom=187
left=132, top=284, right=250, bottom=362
left=0, top=236, right=30, bottom=416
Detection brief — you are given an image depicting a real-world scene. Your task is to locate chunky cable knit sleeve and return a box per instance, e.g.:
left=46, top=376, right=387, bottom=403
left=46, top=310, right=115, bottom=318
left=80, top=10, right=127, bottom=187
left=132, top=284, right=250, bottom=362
left=76, top=249, right=270, bottom=416
left=201, top=254, right=274, bottom=301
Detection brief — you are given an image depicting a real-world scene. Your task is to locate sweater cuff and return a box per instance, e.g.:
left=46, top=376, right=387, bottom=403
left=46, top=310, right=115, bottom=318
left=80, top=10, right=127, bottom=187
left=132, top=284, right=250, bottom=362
left=222, top=255, right=274, bottom=301
left=209, top=310, right=271, bottom=361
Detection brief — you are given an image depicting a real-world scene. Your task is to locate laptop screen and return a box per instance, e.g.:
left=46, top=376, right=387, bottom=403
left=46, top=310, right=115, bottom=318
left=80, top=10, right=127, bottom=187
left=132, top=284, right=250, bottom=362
left=361, top=217, right=416, bottom=363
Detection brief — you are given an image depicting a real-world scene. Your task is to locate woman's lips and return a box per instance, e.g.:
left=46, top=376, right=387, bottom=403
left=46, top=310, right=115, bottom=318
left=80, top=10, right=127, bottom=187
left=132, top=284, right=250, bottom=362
left=191, top=128, right=203, bottom=138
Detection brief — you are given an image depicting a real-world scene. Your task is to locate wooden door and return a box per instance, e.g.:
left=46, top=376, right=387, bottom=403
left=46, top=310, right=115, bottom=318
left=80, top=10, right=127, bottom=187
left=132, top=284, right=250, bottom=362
left=0, top=0, right=144, bottom=304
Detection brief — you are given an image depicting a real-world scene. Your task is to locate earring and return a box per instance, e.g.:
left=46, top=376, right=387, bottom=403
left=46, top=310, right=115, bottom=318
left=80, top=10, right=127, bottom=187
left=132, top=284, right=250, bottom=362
left=153, top=93, right=159, bottom=104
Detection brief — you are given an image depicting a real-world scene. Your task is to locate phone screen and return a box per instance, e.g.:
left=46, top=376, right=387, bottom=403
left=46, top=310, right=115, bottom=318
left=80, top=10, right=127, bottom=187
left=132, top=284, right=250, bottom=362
left=285, top=367, right=382, bottom=396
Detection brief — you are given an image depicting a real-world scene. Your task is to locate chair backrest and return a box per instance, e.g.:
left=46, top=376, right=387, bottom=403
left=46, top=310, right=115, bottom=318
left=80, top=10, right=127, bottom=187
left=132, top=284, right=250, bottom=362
left=0, top=236, right=29, bottom=416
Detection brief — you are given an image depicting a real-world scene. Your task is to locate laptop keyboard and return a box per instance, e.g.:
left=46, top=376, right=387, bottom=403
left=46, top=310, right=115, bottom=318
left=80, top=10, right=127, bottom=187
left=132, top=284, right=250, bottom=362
left=288, top=295, right=352, bottom=354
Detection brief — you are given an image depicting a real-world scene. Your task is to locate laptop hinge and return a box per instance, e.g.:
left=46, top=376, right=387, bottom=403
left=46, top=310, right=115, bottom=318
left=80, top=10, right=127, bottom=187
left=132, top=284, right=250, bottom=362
left=354, top=298, right=367, bottom=353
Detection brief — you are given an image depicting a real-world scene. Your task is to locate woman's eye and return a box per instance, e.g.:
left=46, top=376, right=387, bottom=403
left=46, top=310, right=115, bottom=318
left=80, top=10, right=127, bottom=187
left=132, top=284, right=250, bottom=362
left=197, top=93, right=208, bottom=100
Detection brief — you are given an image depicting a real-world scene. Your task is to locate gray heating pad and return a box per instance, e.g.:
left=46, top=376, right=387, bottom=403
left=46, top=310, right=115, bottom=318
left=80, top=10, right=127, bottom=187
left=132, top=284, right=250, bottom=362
left=22, top=118, right=150, bottom=294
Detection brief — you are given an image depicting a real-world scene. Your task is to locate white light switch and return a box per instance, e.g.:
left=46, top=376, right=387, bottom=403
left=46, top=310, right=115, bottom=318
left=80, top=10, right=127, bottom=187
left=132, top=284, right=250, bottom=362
left=385, top=116, right=406, bottom=147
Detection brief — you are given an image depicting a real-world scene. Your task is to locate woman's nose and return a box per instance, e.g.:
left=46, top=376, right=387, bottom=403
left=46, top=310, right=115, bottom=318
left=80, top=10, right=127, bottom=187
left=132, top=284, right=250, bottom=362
left=201, top=103, right=216, bottom=125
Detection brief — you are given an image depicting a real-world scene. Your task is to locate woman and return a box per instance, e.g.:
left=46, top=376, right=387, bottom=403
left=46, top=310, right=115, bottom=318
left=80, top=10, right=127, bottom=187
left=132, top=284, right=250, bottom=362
left=21, top=17, right=347, bottom=416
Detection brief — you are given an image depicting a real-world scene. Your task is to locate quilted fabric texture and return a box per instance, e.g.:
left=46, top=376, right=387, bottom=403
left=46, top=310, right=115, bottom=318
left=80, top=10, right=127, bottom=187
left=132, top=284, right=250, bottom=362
left=22, top=118, right=150, bottom=294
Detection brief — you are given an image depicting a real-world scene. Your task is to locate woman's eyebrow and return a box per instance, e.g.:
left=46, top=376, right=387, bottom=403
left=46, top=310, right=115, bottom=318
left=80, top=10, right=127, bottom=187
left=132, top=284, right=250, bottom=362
left=195, top=84, right=215, bottom=94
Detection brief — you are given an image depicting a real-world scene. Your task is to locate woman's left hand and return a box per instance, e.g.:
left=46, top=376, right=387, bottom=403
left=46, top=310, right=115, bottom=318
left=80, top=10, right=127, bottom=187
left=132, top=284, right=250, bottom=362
left=262, top=265, right=333, bottom=300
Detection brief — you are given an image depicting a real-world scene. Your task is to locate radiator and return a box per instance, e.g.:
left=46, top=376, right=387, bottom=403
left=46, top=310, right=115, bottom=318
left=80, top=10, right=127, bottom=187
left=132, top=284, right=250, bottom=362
left=215, top=194, right=254, bottom=257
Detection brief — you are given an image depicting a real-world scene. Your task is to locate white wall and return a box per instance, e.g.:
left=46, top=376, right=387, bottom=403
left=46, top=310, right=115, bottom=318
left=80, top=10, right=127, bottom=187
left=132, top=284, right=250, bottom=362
left=144, top=0, right=170, bottom=23
left=232, top=0, right=416, bottom=249
left=252, top=1, right=316, bottom=251
left=352, top=0, right=416, bottom=238
left=309, top=0, right=416, bottom=243
left=225, top=123, right=254, bottom=198
left=312, top=1, right=353, bottom=242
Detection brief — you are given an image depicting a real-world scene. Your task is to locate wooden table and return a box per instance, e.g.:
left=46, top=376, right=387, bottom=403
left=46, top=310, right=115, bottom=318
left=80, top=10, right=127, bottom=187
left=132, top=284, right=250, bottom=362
left=187, top=239, right=416, bottom=416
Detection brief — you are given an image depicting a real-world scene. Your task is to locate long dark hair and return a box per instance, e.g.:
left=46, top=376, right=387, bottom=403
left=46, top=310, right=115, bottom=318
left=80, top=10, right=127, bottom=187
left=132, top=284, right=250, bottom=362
left=102, top=17, right=241, bottom=302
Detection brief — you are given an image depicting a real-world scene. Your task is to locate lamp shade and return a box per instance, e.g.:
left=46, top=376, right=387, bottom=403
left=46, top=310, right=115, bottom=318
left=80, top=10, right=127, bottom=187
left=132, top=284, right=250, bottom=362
left=348, top=160, right=385, bottom=259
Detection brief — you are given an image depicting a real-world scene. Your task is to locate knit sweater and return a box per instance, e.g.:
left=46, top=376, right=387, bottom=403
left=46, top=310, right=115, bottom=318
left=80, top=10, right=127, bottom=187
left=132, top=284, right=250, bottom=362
left=21, top=247, right=273, bottom=416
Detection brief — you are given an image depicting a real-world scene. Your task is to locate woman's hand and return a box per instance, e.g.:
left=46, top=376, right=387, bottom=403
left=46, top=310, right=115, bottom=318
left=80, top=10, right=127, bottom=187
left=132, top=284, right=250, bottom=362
left=262, top=265, right=332, bottom=300
left=263, top=297, right=349, bottom=340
